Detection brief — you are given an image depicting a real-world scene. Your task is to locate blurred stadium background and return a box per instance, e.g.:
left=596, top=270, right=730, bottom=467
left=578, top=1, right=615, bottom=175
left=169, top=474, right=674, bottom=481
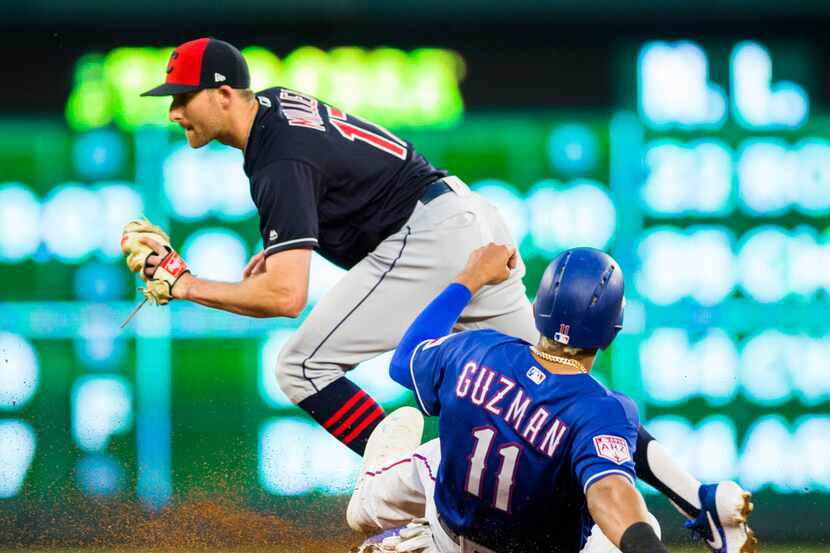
left=1, top=1, right=830, bottom=550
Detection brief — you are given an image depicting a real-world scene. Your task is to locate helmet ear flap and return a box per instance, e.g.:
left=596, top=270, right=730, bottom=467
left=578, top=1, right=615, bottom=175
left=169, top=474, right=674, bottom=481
left=599, top=318, right=624, bottom=350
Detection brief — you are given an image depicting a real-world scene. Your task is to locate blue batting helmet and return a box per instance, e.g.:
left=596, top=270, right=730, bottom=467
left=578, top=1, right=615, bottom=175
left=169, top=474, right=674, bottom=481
left=533, top=247, right=624, bottom=350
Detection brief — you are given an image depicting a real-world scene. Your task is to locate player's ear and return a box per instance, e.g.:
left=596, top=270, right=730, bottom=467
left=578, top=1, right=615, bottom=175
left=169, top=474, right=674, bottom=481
left=216, top=85, right=234, bottom=108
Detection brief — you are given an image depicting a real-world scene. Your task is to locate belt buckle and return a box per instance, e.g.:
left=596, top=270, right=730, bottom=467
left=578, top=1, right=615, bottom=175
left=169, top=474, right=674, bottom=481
left=460, top=536, right=500, bottom=553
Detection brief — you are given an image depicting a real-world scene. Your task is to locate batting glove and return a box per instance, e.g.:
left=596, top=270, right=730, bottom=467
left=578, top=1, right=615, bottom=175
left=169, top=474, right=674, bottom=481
left=121, top=218, right=189, bottom=305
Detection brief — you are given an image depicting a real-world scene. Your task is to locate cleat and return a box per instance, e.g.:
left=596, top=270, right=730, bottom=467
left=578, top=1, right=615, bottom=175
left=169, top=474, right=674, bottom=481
left=686, top=482, right=757, bottom=553
left=350, top=520, right=434, bottom=553
left=347, top=407, right=424, bottom=532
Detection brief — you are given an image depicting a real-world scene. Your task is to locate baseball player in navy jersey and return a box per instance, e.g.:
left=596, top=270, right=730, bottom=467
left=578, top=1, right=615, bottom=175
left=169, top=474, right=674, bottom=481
left=123, top=38, right=753, bottom=551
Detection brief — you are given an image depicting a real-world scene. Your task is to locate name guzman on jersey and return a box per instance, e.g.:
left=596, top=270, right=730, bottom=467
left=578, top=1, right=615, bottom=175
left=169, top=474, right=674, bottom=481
left=451, top=355, right=570, bottom=459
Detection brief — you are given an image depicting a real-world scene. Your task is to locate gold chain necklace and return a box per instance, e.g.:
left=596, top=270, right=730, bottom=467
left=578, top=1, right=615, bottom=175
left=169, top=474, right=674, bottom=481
left=530, top=346, right=588, bottom=374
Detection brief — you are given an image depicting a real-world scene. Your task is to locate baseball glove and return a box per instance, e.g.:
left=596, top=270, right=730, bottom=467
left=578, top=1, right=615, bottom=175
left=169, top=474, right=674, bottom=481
left=121, top=218, right=189, bottom=305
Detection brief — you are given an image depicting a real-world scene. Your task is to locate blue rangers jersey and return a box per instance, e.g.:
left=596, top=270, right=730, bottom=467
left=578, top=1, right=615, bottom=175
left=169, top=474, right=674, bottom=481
left=409, top=329, right=640, bottom=553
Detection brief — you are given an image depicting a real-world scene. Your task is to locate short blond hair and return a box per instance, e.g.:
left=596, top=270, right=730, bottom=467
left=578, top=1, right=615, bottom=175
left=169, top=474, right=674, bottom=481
left=236, top=88, right=255, bottom=102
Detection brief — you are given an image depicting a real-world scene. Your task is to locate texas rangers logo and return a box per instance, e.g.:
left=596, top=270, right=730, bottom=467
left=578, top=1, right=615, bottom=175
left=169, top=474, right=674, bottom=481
left=554, top=323, right=570, bottom=345
left=593, top=435, right=631, bottom=465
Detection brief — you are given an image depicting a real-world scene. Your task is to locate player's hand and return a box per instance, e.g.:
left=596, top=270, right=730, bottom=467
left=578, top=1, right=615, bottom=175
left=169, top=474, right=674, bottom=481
left=243, top=250, right=267, bottom=279
left=120, top=218, right=190, bottom=305
left=455, top=242, right=517, bottom=294
left=121, top=218, right=172, bottom=280
left=139, top=236, right=166, bottom=280
left=137, top=236, right=191, bottom=304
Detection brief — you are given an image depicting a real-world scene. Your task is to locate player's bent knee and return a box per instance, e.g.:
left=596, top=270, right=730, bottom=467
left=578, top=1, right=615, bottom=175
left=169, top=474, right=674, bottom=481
left=274, top=363, right=303, bottom=405
left=274, top=335, right=347, bottom=405
left=274, top=340, right=309, bottom=405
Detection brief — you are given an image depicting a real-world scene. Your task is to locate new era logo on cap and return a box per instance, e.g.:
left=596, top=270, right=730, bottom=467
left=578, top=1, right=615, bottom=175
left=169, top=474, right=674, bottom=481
left=141, top=37, right=251, bottom=97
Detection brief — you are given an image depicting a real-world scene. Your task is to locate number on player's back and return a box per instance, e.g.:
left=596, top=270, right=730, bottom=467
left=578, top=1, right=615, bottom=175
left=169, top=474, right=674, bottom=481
left=325, top=105, right=408, bottom=160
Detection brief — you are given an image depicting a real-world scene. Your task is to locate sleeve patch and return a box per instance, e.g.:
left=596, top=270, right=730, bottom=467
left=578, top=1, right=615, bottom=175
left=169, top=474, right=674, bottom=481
left=593, top=435, right=632, bottom=465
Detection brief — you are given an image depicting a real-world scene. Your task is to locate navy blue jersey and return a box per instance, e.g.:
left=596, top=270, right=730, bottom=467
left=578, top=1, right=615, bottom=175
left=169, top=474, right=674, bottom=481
left=243, top=87, right=446, bottom=269
left=409, top=330, right=640, bottom=553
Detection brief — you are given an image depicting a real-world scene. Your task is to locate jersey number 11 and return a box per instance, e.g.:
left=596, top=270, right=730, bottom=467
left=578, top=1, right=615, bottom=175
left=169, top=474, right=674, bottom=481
left=466, top=427, right=522, bottom=513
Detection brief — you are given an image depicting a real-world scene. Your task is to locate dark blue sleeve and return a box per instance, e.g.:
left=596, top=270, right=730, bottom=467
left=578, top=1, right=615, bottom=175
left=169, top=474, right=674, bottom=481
left=570, top=396, right=640, bottom=494
left=251, top=159, right=322, bottom=257
left=389, top=283, right=472, bottom=391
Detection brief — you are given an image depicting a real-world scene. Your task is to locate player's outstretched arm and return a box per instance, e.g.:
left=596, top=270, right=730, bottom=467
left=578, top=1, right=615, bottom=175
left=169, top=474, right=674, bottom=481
left=586, top=474, right=668, bottom=553
left=144, top=237, right=311, bottom=318
left=389, top=243, right=516, bottom=388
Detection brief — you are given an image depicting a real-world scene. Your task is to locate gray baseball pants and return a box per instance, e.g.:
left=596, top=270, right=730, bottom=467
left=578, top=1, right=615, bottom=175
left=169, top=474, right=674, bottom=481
left=276, top=177, right=539, bottom=404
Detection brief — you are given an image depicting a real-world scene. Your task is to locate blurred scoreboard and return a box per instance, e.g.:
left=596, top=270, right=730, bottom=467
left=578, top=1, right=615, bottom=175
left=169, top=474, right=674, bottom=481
left=1, top=39, right=829, bottom=525
left=619, top=40, right=830, bottom=498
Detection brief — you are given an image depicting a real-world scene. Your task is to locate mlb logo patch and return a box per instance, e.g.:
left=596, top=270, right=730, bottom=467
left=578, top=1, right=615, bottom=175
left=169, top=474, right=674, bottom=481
left=593, top=435, right=631, bottom=465
left=526, top=366, right=547, bottom=385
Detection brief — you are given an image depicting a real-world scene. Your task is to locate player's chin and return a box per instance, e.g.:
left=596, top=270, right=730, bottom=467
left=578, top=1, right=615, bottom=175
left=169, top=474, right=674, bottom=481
left=185, top=129, right=212, bottom=149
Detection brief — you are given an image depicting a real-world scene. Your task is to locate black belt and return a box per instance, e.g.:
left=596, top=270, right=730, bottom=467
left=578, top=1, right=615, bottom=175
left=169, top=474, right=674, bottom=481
left=419, top=178, right=453, bottom=205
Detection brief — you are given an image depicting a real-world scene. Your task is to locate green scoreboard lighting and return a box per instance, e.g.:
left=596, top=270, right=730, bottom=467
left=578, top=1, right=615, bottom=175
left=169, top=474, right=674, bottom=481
left=65, top=45, right=465, bottom=132
left=623, top=38, right=830, bottom=502
left=4, top=37, right=830, bottom=537
left=0, top=183, right=41, bottom=262
left=180, top=228, right=249, bottom=282
left=638, top=40, right=811, bottom=131
left=0, top=420, right=36, bottom=498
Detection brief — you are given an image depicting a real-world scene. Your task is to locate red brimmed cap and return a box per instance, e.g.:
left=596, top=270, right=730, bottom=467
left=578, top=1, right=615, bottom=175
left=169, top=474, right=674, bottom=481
left=141, top=38, right=250, bottom=97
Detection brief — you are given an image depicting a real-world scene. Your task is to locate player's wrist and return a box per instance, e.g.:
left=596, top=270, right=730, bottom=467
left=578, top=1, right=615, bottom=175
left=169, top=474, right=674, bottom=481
left=619, top=521, right=668, bottom=553
left=454, top=272, right=483, bottom=295
left=172, top=272, right=194, bottom=299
